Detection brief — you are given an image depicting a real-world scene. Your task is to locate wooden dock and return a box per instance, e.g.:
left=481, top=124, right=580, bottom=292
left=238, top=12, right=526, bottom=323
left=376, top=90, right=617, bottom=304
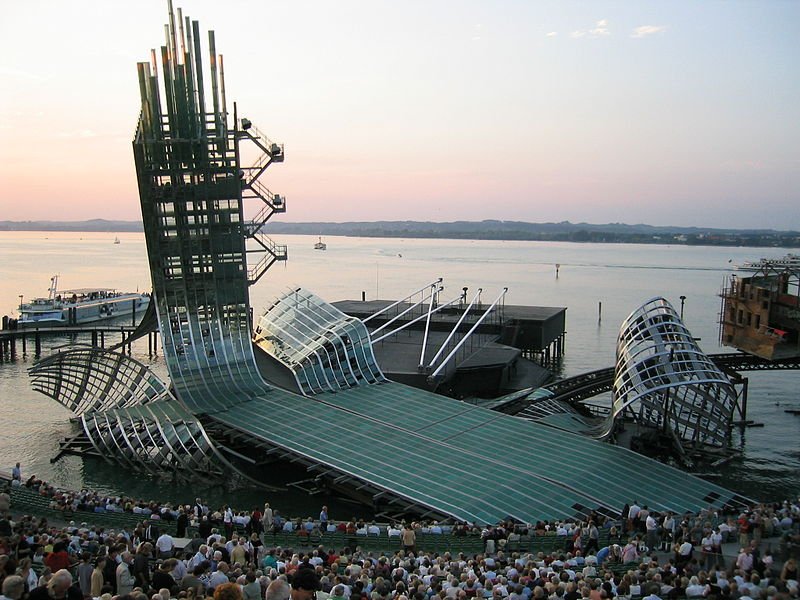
left=0, top=324, right=158, bottom=361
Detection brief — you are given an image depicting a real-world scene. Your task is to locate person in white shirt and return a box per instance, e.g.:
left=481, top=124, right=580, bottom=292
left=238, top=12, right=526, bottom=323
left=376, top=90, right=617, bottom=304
left=646, top=513, right=659, bottom=551
left=155, top=532, right=175, bottom=558
left=628, top=501, right=641, bottom=533
left=677, top=539, right=694, bottom=571
left=223, top=505, right=234, bottom=539
left=685, top=576, right=708, bottom=598
left=736, top=548, right=754, bottom=573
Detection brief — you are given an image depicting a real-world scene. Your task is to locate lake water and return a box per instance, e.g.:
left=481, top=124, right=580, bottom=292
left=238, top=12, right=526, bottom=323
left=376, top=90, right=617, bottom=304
left=1, top=231, right=798, bottom=514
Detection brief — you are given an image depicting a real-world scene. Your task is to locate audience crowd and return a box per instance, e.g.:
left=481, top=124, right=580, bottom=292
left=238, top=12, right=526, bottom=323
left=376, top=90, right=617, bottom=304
left=1, top=471, right=798, bottom=600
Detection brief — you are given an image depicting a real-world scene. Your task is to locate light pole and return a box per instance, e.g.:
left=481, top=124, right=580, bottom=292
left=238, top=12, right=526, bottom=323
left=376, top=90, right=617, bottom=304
left=679, top=295, right=686, bottom=320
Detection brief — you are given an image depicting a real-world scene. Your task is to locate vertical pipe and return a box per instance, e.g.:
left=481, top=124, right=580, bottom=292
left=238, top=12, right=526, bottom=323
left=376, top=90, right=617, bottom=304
left=208, top=31, right=221, bottom=137
left=136, top=63, right=151, bottom=139
left=219, top=54, right=228, bottom=136
left=161, top=46, right=176, bottom=144
left=167, top=0, right=178, bottom=68
left=192, top=21, right=206, bottom=137
left=149, top=50, right=164, bottom=148
left=741, top=377, right=749, bottom=422
left=184, top=16, right=198, bottom=142
left=177, top=7, right=186, bottom=58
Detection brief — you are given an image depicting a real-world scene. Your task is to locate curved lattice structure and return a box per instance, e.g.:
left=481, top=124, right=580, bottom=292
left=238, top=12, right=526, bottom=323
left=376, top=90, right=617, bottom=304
left=30, top=348, right=170, bottom=415
left=610, top=297, right=737, bottom=447
left=78, top=400, right=232, bottom=480
left=254, top=288, right=384, bottom=394
left=30, top=347, right=252, bottom=482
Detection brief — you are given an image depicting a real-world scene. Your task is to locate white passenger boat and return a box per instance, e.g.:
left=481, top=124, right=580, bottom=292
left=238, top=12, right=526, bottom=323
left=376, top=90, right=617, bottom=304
left=18, top=275, right=150, bottom=326
left=734, top=253, right=800, bottom=272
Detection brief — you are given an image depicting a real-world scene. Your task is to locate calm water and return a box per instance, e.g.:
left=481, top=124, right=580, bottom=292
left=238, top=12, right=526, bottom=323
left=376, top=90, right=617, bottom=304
left=1, top=231, right=798, bottom=513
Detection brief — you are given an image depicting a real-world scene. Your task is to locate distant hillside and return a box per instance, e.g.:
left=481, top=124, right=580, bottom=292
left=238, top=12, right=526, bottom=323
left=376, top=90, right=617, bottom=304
left=0, top=219, right=143, bottom=232
left=1, top=219, right=798, bottom=247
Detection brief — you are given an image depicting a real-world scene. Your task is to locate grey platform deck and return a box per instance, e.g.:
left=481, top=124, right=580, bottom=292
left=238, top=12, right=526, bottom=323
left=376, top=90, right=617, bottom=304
left=203, top=378, right=748, bottom=525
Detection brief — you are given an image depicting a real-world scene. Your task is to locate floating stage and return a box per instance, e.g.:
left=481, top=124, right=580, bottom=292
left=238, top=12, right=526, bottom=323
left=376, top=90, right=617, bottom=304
left=330, top=296, right=564, bottom=398
left=28, top=3, right=751, bottom=525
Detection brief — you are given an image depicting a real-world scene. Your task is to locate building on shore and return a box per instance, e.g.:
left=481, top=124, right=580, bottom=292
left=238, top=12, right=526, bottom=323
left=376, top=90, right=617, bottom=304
left=720, top=259, right=800, bottom=360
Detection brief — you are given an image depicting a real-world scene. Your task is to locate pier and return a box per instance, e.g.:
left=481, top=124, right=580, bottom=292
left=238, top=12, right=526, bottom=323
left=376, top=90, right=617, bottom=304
left=0, top=323, right=159, bottom=361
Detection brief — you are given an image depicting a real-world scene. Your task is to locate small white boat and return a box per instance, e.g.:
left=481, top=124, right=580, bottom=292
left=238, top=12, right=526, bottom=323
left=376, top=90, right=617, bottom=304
left=314, top=236, right=327, bottom=251
left=18, top=275, right=150, bottom=327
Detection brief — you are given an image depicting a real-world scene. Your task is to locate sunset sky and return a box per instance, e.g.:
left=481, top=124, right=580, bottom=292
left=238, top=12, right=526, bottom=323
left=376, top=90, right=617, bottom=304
left=1, top=1, right=798, bottom=229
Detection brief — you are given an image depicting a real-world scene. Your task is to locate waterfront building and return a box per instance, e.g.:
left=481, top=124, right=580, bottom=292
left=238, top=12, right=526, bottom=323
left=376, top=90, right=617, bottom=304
left=720, top=262, right=800, bottom=360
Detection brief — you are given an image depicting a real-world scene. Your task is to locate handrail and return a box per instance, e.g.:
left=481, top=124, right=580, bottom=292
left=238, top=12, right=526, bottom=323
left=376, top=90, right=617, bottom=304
left=251, top=231, right=288, bottom=259
left=428, top=288, right=508, bottom=381
left=370, top=295, right=428, bottom=338
left=239, top=121, right=283, bottom=155
left=364, top=279, right=442, bottom=324
left=371, top=296, right=461, bottom=345
left=425, top=288, right=483, bottom=369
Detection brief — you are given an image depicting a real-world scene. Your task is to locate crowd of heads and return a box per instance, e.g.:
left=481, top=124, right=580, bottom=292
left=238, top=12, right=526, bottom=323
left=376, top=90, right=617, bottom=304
left=1, top=474, right=799, bottom=600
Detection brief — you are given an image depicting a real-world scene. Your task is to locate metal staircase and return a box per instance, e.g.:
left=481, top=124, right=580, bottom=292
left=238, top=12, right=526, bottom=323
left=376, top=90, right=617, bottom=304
left=236, top=117, right=287, bottom=285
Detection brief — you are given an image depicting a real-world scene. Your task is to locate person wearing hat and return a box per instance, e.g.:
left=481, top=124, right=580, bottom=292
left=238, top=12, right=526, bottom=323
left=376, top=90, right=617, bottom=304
left=291, top=568, right=320, bottom=600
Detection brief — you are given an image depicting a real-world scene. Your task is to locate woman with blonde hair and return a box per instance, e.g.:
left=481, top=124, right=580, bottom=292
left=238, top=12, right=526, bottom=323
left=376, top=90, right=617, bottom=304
left=91, top=557, right=107, bottom=598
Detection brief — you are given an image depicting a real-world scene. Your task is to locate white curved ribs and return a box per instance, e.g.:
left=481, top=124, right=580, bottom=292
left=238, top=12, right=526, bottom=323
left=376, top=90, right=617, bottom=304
left=608, top=297, right=736, bottom=448
left=29, top=348, right=251, bottom=482
left=254, top=288, right=385, bottom=395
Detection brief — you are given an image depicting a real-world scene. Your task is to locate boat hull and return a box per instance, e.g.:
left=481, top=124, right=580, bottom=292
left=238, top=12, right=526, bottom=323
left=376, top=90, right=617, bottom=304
left=18, top=294, right=150, bottom=327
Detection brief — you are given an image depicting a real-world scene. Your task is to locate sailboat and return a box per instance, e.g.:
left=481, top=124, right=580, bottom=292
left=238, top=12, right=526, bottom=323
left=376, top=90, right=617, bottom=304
left=114, top=236, right=121, bottom=244
left=314, top=236, right=327, bottom=251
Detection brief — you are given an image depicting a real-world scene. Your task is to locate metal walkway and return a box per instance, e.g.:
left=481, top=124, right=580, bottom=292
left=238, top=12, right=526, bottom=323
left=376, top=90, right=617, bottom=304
left=540, top=353, right=800, bottom=404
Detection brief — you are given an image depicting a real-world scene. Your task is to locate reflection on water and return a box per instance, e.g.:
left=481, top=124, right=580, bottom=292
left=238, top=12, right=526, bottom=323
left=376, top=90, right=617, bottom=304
left=1, top=232, right=799, bottom=509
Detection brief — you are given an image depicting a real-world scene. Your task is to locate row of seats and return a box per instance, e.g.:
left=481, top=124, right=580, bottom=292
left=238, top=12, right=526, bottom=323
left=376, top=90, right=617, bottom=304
left=7, top=485, right=177, bottom=536
left=255, top=529, right=612, bottom=557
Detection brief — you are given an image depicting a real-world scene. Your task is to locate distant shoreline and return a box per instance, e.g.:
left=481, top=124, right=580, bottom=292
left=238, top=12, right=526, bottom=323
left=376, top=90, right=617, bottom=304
left=1, top=219, right=799, bottom=248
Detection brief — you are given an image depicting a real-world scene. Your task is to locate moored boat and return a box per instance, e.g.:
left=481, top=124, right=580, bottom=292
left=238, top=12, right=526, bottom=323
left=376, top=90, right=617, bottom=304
left=18, top=275, right=150, bottom=327
left=734, top=252, right=800, bottom=272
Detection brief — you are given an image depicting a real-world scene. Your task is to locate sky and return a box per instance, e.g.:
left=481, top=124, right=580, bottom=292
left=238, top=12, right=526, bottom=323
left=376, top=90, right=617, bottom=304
left=0, top=1, right=798, bottom=229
